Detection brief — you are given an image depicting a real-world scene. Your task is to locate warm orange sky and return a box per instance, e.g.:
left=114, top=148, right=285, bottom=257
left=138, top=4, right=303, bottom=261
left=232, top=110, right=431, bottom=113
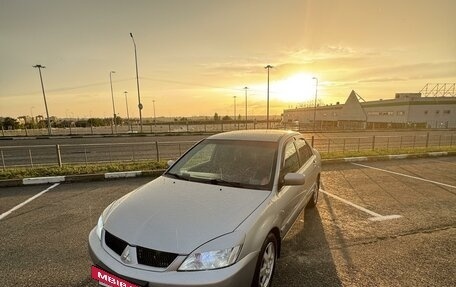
left=1, top=0, right=455, bottom=119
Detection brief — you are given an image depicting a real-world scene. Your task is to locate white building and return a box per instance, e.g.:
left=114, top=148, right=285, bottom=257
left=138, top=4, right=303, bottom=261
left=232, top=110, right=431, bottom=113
left=283, top=90, right=456, bottom=129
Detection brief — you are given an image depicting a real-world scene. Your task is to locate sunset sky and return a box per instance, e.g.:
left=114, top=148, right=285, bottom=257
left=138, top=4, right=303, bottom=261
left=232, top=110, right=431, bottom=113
left=1, top=0, right=455, bottom=119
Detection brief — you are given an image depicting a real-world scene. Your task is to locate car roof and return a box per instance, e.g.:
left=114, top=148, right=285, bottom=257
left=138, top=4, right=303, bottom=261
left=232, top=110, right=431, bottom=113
left=207, top=129, right=300, bottom=142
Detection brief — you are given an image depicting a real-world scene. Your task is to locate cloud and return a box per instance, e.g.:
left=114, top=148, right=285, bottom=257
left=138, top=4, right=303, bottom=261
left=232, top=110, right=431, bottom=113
left=358, top=77, right=408, bottom=83
left=202, top=45, right=383, bottom=82
left=285, top=45, right=380, bottom=62
left=349, top=61, right=456, bottom=83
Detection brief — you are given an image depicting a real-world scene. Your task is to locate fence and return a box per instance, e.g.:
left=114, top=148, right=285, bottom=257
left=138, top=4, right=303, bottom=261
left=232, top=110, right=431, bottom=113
left=0, top=121, right=283, bottom=137
left=2, top=120, right=456, bottom=138
left=312, top=133, right=454, bottom=154
left=1, top=133, right=454, bottom=169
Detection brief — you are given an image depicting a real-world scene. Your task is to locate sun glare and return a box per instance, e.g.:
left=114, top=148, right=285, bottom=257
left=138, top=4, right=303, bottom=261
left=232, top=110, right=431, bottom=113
left=273, top=73, right=317, bottom=103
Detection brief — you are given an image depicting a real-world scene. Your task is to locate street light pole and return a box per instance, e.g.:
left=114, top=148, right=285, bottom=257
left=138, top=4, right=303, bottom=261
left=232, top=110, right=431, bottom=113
left=30, top=106, right=35, bottom=124
left=265, top=65, right=273, bottom=129
left=33, top=64, right=51, bottom=136
left=124, top=91, right=130, bottom=131
left=233, top=96, right=237, bottom=129
left=312, top=77, right=318, bottom=131
left=130, top=33, right=143, bottom=133
left=244, top=86, right=248, bottom=130
left=152, top=100, right=156, bottom=126
left=109, top=71, right=117, bottom=134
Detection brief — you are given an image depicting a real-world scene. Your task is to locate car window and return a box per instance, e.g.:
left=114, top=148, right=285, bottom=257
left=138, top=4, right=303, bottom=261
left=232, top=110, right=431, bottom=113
left=282, top=140, right=300, bottom=174
left=295, top=138, right=313, bottom=166
left=166, top=139, right=278, bottom=190
left=179, top=143, right=216, bottom=171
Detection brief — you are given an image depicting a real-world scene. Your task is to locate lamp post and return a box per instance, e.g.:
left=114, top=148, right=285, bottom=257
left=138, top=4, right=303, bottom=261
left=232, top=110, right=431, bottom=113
left=30, top=106, right=35, bottom=124
left=109, top=71, right=117, bottom=134
left=130, top=33, right=143, bottom=133
left=152, top=100, right=156, bottom=126
left=244, top=86, right=248, bottom=130
left=233, top=96, right=237, bottom=130
left=312, top=77, right=318, bottom=131
left=265, top=65, right=273, bottom=129
left=33, top=64, right=51, bottom=136
left=124, top=91, right=130, bottom=131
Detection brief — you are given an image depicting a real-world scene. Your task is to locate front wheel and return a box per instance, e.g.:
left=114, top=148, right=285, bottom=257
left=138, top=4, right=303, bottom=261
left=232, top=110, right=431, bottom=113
left=251, top=233, right=278, bottom=287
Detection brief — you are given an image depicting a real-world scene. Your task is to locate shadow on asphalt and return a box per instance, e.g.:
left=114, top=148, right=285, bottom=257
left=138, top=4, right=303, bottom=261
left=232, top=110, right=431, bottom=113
left=274, top=204, right=343, bottom=286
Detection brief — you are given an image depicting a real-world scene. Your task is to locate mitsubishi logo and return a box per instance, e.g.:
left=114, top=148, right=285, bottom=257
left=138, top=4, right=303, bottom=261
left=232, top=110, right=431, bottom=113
left=120, top=246, right=132, bottom=264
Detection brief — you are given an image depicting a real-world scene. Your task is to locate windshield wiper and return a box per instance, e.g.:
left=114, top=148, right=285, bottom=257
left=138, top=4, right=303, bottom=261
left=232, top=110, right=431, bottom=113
left=166, top=173, right=247, bottom=188
left=165, top=172, right=189, bottom=181
left=209, top=179, right=244, bottom=188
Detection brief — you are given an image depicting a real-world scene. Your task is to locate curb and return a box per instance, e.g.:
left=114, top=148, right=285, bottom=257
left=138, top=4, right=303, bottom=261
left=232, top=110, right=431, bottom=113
left=23, top=176, right=65, bottom=185
left=321, top=151, right=455, bottom=164
left=1, top=151, right=455, bottom=187
left=0, top=170, right=167, bottom=188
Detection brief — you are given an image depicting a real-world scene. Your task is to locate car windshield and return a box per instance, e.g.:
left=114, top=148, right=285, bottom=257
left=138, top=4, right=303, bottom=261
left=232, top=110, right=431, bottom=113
left=165, top=139, right=278, bottom=190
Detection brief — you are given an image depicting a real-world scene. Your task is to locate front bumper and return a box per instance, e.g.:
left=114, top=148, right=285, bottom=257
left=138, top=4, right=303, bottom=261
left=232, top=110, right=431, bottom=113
left=88, top=228, right=258, bottom=287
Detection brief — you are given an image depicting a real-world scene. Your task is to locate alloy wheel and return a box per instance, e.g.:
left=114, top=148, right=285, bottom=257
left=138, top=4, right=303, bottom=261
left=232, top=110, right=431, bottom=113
left=259, top=241, right=276, bottom=287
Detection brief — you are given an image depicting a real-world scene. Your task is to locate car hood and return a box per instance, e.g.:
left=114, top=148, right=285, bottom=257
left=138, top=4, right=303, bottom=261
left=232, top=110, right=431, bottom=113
left=104, top=176, right=270, bottom=254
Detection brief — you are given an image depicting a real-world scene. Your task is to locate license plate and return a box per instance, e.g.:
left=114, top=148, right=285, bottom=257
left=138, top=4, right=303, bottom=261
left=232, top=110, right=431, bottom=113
left=91, top=265, right=139, bottom=287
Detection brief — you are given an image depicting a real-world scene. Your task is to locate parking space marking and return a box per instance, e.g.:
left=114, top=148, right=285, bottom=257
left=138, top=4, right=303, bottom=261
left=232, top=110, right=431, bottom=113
left=0, top=183, right=60, bottom=221
left=320, top=189, right=402, bottom=221
left=352, top=162, right=456, bottom=189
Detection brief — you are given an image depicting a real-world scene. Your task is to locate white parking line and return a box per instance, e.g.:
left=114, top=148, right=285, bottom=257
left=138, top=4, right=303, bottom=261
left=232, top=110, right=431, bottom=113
left=352, top=162, right=456, bottom=189
left=0, top=183, right=60, bottom=221
left=320, top=189, right=402, bottom=221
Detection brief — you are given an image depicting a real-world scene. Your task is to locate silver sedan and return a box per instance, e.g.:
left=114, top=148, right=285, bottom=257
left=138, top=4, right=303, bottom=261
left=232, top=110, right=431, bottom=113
left=89, top=130, right=321, bottom=287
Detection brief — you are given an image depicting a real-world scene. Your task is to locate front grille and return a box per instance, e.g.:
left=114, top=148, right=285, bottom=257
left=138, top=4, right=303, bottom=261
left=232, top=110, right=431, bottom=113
left=137, top=246, right=178, bottom=268
left=105, top=230, right=177, bottom=268
left=105, top=231, right=128, bottom=255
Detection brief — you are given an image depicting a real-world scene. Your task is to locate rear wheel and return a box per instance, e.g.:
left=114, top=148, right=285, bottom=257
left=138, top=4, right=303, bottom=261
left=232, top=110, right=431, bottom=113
left=306, top=175, right=320, bottom=209
left=252, top=233, right=278, bottom=287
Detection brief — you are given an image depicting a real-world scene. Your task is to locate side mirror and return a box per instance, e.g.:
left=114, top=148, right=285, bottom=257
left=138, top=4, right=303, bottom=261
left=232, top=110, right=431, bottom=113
left=167, top=160, right=175, bottom=167
left=283, top=173, right=305, bottom=186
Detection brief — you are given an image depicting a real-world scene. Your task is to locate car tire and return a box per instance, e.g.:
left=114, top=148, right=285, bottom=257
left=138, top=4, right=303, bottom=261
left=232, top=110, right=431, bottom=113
left=306, top=175, right=320, bottom=209
left=251, top=233, right=278, bottom=287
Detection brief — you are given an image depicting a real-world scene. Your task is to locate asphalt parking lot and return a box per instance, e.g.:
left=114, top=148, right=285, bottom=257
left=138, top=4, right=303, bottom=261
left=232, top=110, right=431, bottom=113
left=1, top=157, right=455, bottom=287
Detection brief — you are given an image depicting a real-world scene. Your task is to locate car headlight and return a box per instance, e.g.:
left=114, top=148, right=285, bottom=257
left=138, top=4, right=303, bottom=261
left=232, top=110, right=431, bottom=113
left=95, top=200, right=118, bottom=240
left=96, top=215, right=104, bottom=240
left=178, top=245, right=242, bottom=271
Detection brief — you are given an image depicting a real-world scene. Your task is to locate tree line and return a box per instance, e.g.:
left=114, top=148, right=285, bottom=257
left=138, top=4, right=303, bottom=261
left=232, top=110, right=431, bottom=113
left=1, top=112, right=266, bottom=130
left=0, top=117, right=123, bottom=130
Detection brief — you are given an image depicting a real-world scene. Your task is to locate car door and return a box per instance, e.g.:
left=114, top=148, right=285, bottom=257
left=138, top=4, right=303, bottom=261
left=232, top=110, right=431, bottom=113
left=276, top=138, right=305, bottom=237
left=294, top=137, right=318, bottom=210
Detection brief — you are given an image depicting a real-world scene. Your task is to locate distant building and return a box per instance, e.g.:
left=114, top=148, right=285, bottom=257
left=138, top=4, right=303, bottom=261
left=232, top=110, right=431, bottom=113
left=283, top=90, right=456, bottom=129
